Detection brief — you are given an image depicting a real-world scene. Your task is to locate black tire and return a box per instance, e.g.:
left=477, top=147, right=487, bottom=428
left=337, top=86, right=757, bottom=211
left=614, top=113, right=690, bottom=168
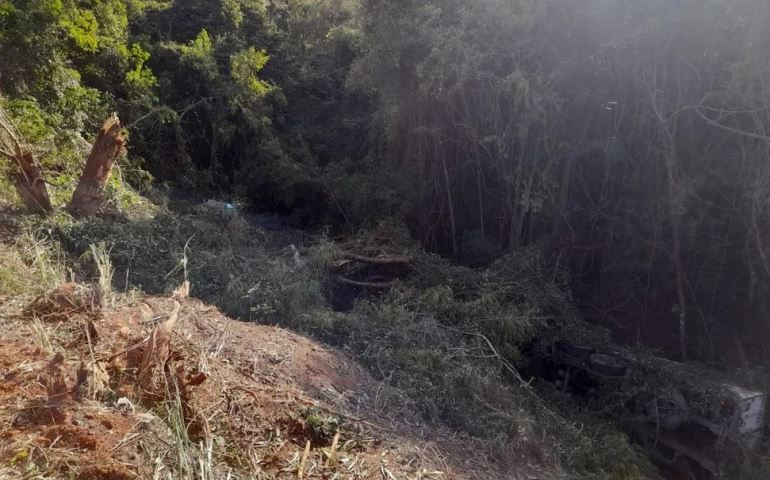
left=556, top=342, right=594, bottom=358
left=556, top=342, right=594, bottom=367
left=587, top=353, right=629, bottom=378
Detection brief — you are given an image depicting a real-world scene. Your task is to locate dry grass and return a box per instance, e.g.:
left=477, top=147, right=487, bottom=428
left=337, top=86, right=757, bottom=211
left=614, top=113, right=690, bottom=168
left=32, top=209, right=650, bottom=478
left=0, top=272, right=501, bottom=479
left=89, top=241, right=114, bottom=308
left=27, top=315, right=55, bottom=354
left=22, top=207, right=653, bottom=479
left=0, top=229, right=66, bottom=297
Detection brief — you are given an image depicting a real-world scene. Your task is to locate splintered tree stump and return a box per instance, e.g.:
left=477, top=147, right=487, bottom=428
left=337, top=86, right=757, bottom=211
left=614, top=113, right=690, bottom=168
left=11, top=148, right=52, bottom=214
left=0, top=103, right=51, bottom=214
left=66, top=114, right=125, bottom=218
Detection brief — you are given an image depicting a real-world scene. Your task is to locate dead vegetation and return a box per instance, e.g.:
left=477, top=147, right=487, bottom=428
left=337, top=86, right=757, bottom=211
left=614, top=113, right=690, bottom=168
left=0, top=226, right=529, bottom=479
left=0, top=189, right=658, bottom=479
left=35, top=207, right=654, bottom=479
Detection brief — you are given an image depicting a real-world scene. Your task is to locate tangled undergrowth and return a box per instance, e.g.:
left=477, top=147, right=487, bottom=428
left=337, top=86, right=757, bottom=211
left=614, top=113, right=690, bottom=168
left=1, top=206, right=519, bottom=479
left=1, top=278, right=481, bottom=479
left=13, top=202, right=655, bottom=479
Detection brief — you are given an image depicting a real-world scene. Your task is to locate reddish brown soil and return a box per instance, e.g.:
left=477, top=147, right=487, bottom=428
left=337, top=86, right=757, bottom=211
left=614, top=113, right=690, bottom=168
left=0, top=282, right=529, bottom=479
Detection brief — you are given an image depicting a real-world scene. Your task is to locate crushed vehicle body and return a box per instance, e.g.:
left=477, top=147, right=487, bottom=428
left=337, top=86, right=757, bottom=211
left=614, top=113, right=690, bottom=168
left=536, top=341, right=766, bottom=479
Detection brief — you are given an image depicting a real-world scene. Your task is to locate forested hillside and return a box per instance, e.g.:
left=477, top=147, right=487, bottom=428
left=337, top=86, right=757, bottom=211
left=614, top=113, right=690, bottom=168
left=2, top=1, right=770, bottom=479
left=3, top=0, right=770, bottom=362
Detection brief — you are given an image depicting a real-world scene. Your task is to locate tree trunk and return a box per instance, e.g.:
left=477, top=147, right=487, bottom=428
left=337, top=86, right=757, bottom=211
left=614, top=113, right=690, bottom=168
left=0, top=103, right=53, bottom=214
left=440, top=153, right=458, bottom=259
left=66, top=114, right=125, bottom=218
left=11, top=148, right=52, bottom=214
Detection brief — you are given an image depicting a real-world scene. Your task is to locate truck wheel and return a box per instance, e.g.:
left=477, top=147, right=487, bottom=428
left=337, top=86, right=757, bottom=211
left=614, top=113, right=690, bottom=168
left=587, top=353, right=629, bottom=378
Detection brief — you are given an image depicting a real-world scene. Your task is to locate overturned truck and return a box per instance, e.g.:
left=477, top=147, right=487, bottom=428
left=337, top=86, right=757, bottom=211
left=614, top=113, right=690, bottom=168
left=537, top=342, right=766, bottom=479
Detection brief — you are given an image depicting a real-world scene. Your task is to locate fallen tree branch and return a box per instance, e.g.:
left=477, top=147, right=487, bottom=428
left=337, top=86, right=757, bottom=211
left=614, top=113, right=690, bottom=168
left=475, top=332, right=529, bottom=386
left=440, top=324, right=531, bottom=387
left=298, top=440, right=311, bottom=479
left=692, top=105, right=770, bottom=142
left=232, top=384, right=377, bottom=427
left=336, top=276, right=395, bottom=289
left=339, top=253, right=412, bottom=266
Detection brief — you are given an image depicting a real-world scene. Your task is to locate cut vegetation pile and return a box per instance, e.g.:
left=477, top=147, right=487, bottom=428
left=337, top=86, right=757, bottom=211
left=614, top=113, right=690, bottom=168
left=0, top=274, right=516, bottom=479
left=33, top=204, right=652, bottom=479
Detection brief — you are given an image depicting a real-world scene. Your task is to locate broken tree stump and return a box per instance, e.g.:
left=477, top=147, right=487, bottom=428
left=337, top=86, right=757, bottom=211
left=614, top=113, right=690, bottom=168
left=10, top=148, right=52, bottom=214
left=0, top=103, right=53, bottom=214
left=66, top=114, right=125, bottom=218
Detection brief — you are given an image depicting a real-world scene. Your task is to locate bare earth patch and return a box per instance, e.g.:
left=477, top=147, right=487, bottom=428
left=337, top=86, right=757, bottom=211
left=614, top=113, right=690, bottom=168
left=0, top=281, right=541, bottom=479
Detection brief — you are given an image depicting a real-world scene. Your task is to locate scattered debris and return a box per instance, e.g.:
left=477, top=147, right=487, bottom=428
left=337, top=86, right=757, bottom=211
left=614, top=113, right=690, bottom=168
left=0, top=280, right=511, bottom=479
left=27, top=282, right=100, bottom=320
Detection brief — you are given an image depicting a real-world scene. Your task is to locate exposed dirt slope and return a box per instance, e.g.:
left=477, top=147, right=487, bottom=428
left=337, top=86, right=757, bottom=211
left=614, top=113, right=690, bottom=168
left=0, top=280, right=528, bottom=479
